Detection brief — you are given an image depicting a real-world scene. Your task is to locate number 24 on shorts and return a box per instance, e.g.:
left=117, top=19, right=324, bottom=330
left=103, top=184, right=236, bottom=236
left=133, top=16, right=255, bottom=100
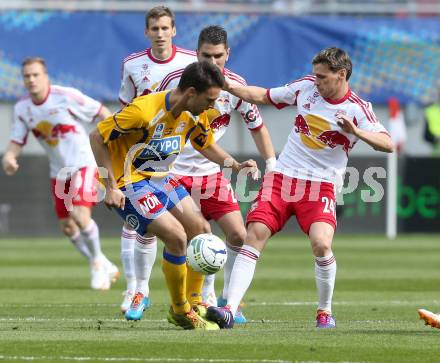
left=322, top=196, right=336, bottom=217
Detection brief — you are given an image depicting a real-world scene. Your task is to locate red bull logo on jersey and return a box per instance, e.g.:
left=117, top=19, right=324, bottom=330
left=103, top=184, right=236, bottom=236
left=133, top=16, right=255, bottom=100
left=210, top=114, right=231, bottom=131
left=32, top=121, right=78, bottom=147
left=294, top=113, right=352, bottom=154
left=206, top=108, right=230, bottom=132
left=316, top=130, right=351, bottom=155
left=294, top=114, right=312, bottom=136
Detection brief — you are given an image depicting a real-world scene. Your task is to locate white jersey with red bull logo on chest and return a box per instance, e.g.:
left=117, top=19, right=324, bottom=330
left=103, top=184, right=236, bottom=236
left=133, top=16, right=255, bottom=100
left=10, top=85, right=101, bottom=179
left=157, top=68, right=264, bottom=176
left=267, top=76, right=388, bottom=187
left=118, top=45, right=197, bottom=105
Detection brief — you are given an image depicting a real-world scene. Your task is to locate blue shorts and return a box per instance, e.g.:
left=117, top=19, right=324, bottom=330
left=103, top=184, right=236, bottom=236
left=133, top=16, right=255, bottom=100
left=116, top=175, right=189, bottom=236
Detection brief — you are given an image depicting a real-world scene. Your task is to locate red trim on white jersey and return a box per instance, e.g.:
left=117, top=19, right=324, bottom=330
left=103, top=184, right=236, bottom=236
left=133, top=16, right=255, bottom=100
left=51, top=86, right=85, bottom=105
left=128, top=75, right=137, bottom=98
left=249, top=123, right=264, bottom=132
left=287, top=75, right=315, bottom=86
left=175, top=46, right=196, bottom=56
left=92, top=104, right=103, bottom=121
left=234, top=99, right=243, bottom=110
left=11, top=138, right=26, bottom=146
left=123, top=49, right=148, bottom=64
left=324, top=88, right=351, bottom=105
left=266, top=88, right=288, bottom=109
left=146, top=45, right=177, bottom=64
left=119, top=97, right=128, bottom=106
left=224, top=68, right=246, bottom=86
left=158, top=68, right=184, bottom=91
left=352, top=92, right=377, bottom=123
left=348, top=93, right=377, bottom=123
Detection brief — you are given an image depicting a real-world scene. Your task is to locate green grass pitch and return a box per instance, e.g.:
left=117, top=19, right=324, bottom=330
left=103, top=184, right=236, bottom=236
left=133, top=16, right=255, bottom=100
left=1, top=234, right=440, bottom=363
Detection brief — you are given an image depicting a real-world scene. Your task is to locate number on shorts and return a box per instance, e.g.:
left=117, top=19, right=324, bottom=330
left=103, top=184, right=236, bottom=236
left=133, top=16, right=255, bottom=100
left=227, top=184, right=238, bottom=203
left=322, top=196, right=336, bottom=217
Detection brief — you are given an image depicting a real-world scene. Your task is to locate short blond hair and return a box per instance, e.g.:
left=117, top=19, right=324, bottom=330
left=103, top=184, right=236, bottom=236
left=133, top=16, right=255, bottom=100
left=21, top=57, right=47, bottom=73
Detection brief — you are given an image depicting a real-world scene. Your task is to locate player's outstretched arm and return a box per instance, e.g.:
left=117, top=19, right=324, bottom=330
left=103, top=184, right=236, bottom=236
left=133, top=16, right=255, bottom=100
left=199, top=142, right=258, bottom=176
left=337, top=114, right=394, bottom=153
left=225, top=79, right=270, bottom=105
left=2, top=142, right=23, bottom=175
left=89, top=129, right=125, bottom=210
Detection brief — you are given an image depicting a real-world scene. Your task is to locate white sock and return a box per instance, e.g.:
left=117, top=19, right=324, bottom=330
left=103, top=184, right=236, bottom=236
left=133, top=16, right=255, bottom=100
left=222, top=243, right=241, bottom=300
left=134, top=234, right=157, bottom=296
left=315, top=253, right=337, bottom=313
left=121, top=226, right=136, bottom=292
left=69, top=231, right=92, bottom=260
left=202, top=273, right=216, bottom=299
left=227, top=244, right=260, bottom=316
left=80, top=219, right=102, bottom=262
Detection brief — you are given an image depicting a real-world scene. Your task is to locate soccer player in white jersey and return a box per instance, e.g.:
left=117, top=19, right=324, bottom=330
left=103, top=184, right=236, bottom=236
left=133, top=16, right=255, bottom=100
left=118, top=6, right=198, bottom=314
left=2, top=57, right=119, bottom=290
left=206, top=47, right=394, bottom=329
left=133, top=25, right=276, bottom=324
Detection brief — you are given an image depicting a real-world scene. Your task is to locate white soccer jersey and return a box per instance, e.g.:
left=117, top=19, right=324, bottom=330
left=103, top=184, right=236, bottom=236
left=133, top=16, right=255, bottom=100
left=118, top=45, right=197, bottom=105
left=157, top=68, right=264, bottom=176
left=268, top=76, right=388, bottom=187
left=10, top=85, right=101, bottom=179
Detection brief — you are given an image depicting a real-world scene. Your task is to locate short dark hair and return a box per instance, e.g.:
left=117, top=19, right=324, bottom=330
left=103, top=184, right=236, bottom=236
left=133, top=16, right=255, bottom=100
left=198, top=25, right=228, bottom=49
left=145, top=6, right=175, bottom=29
left=312, top=47, right=352, bottom=80
left=178, top=61, right=224, bottom=93
left=21, top=57, right=47, bottom=73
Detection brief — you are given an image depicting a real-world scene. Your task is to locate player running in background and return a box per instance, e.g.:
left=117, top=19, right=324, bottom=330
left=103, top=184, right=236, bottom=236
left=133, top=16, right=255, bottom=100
left=118, top=6, right=197, bottom=313
left=206, top=47, right=394, bottom=329
left=150, top=25, right=276, bottom=323
left=90, top=61, right=257, bottom=330
left=2, top=57, right=119, bottom=290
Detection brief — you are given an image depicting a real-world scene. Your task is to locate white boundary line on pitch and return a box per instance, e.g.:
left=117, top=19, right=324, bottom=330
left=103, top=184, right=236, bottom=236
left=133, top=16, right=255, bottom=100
left=0, top=300, right=438, bottom=308
left=0, top=357, right=370, bottom=363
left=0, top=356, right=294, bottom=363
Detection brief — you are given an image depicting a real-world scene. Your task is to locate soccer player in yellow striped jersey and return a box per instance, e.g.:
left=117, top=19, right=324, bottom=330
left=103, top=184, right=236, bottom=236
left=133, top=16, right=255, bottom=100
left=118, top=6, right=197, bottom=315
left=90, top=61, right=257, bottom=330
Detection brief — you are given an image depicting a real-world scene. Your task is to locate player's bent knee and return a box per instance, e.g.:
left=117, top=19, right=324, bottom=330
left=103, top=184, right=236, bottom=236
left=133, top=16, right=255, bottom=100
left=226, top=228, right=247, bottom=246
left=60, top=219, right=77, bottom=237
left=245, top=223, right=269, bottom=251
left=160, top=225, right=187, bottom=255
left=310, top=234, right=332, bottom=257
left=185, top=215, right=209, bottom=239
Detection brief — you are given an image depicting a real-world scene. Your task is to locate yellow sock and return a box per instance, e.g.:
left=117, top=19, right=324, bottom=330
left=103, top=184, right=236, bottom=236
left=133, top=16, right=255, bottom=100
left=162, top=251, right=190, bottom=314
left=186, top=264, right=205, bottom=306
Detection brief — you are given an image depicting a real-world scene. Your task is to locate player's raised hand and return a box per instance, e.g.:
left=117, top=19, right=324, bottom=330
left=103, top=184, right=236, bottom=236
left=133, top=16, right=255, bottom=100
left=105, top=187, right=126, bottom=210
left=337, top=114, right=359, bottom=136
left=2, top=156, right=19, bottom=175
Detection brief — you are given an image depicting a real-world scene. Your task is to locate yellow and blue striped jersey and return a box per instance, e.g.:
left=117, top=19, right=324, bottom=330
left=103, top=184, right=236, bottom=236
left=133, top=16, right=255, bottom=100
left=97, top=91, right=214, bottom=188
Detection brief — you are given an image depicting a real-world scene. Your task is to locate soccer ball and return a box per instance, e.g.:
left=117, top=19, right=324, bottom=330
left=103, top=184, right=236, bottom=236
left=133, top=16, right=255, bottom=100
left=186, top=233, right=227, bottom=275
